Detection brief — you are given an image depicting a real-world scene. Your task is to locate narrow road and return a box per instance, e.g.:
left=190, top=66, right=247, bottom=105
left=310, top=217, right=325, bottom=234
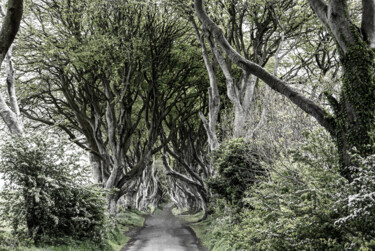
left=121, top=204, right=207, bottom=251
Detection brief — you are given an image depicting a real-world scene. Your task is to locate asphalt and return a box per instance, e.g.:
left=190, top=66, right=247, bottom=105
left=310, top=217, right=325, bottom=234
left=121, top=204, right=207, bottom=251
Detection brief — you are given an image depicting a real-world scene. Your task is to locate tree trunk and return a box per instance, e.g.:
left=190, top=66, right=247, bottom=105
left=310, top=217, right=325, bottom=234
left=191, top=19, right=220, bottom=151
left=108, top=193, right=120, bottom=216
left=335, top=42, right=375, bottom=179
left=307, top=0, right=375, bottom=179
left=0, top=1, right=24, bottom=134
left=194, top=0, right=375, bottom=181
left=89, top=153, right=102, bottom=184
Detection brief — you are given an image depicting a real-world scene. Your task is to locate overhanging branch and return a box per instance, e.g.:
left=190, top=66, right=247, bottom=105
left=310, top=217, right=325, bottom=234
left=194, top=0, right=336, bottom=135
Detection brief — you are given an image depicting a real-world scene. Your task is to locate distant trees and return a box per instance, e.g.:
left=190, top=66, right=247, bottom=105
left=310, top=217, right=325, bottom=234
left=161, top=115, right=211, bottom=217
left=194, top=0, right=375, bottom=180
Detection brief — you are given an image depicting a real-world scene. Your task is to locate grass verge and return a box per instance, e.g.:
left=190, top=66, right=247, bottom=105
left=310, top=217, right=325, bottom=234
left=173, top=209, right=214, bottom=251
left=0, top=209, right=146, bottom=251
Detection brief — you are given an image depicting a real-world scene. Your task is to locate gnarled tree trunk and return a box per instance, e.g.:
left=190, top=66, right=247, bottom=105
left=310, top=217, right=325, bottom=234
left=194, top=0, right=375, bottom=180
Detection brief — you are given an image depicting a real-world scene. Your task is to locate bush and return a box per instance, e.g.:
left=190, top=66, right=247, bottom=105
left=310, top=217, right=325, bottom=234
left=208, top=138, right=266, bottom=209
left=0, top=134, right=107, bottom=246
left=334, top=153, right=375, bottom=249
left=202, top=129, right=375, bottom=250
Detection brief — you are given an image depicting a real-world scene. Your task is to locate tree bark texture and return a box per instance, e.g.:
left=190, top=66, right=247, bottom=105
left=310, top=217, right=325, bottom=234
left=195, top=0, right=375, bottom=180
left=0, top=1, right=23, bottom=134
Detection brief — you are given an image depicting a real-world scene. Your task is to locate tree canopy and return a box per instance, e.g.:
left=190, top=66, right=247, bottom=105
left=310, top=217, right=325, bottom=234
left=0, top=0, right=375, bottom=249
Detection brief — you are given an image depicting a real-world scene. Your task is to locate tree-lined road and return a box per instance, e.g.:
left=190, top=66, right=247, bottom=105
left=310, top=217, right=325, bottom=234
left=121, top=204, right=206, bottom=251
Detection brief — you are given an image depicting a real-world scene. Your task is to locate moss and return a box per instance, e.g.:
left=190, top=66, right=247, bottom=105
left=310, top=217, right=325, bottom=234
left=329, top=23, right=375, bottom=175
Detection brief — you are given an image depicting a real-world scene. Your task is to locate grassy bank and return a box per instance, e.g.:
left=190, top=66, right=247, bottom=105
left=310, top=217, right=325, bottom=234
left=0, top=209, right=146, bottom=251
left=173, top=209, right=215, bottom=251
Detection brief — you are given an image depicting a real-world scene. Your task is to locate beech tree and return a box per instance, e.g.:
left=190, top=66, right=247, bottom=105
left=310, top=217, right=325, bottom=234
left=0, top=0, right=23, bottom=134
left=19, top=0, right=207, bottom=213
left=194, top=0, right=375, bottom=180
left=161, top=115, right=211, bottom=218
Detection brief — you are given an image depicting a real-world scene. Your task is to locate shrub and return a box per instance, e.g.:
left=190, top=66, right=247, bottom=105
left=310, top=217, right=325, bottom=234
left=208, top=138, right=266, bottom=209
left=0, top=134, right=107, bottom=245
left=334, top=153, right=375, bottom=249
left=211, top=129, right=375, bottom=250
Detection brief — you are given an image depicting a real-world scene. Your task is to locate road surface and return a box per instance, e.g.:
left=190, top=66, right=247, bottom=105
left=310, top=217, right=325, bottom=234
left=121, top=204, right=207, bottom=251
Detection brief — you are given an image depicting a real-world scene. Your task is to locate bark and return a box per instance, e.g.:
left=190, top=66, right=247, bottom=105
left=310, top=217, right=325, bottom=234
left=362, top=0, right=375, bottom=48
left=194, top=0, right=335, bottom=135
left=195, top=0, right=375, bottom=181
left=0, top=1, right=23, bottom=134
left=108, top=193, right=120, bottom=216
left=0, top=0, right=23, bottom=66
left=89, top=153, right=102, bottom=184
left=191, top=19, right=220, bottom=150
left=0, top=94, right=23, bottom=133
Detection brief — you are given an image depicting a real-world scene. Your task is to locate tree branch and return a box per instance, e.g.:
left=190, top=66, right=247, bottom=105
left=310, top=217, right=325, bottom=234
left=361, top=0, right=375, bottom=48
left=0, top=0, right=23, bottom=67
left=306, top=0, right=329, bottom=27
left=194, top=0, right=336, bottom=135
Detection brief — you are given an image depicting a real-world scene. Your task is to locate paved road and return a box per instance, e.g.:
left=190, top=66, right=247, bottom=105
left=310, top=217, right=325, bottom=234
left=121, top=204, right=207, bottom=251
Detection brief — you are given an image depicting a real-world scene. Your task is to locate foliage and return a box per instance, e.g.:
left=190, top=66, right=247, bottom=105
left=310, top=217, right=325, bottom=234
left=208, top=138, right=266, bottom=209
left=105, top=208, right=146, bottom=251
left=0, top=208, right=146, bottom=251
left=193, top=129, right=375, bottom=250
left=334, top=152, right=375, bottom=249
left=0, top=134, right=107, bottom=246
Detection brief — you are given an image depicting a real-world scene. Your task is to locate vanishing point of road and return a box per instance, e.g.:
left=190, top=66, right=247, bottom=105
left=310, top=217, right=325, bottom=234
left=121, top=204, right=208, bottom=251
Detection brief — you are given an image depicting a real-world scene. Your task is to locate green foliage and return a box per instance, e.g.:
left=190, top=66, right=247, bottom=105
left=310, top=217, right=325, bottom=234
left=0, top=208, right=146, bottom=251
left=195, top=129, right=375, bottom=250
left=208, top=138, right=266, bottom=208
left=334, top=153, right=375, bottom=249
left=0, top=135, right=107, bottom=246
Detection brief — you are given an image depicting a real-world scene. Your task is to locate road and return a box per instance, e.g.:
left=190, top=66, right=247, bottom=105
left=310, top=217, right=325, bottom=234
left=121, top=204, right=207, bottom=251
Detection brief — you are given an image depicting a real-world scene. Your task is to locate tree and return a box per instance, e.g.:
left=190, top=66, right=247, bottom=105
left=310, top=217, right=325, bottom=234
left=19, top=0, right=207, bottom=213
left=161, top=114, right=211, bottom=218
left=0, top=0, right=23, bottom=134
left=0, top=135, right=106, bottom=244
left=194, top=0, right=375, bottom=180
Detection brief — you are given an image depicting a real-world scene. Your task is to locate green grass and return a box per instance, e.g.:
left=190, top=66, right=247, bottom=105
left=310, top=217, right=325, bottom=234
left=108, top=208, right=146, bottom=250
left=107, top=227, right=130, bottom=251
left=0, top=209, right=146, bottom=251
left=173, top=209, right=236, bottom=250
left=117, top=208, right=146, bottom=231
left=188, top=215, right=234, bottom=251
left=177, top=211, right=205, bottom=223
left=189, top=217, right=214, bottom=250
left=174, top=210, right=215, bottom=251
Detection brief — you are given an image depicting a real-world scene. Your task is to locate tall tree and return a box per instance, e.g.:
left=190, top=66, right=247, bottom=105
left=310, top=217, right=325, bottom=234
left=194, top=0, right=375, bottom=180
left=0, top=0, right=23, bottom=134
left=19, top=0, right=206, bottom=213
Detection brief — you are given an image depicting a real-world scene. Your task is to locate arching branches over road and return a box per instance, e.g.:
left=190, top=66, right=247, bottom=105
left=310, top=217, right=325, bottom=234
left=173, top=0, right=333, bottom=150
left=194, top=0, right=375, bottom=180
left=18, top=0, right=207, bottom=213
left=160, top=114, right=211, bottom=219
